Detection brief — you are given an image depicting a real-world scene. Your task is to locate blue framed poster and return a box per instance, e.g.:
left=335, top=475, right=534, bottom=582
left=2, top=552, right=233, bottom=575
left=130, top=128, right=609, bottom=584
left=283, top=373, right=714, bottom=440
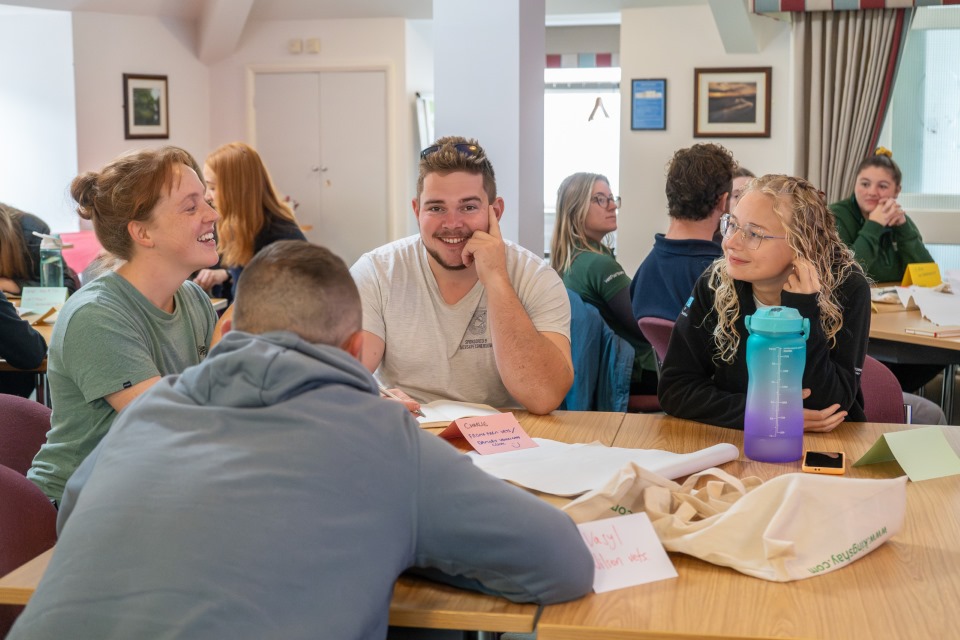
left=631, top=79, right=667, bottom=131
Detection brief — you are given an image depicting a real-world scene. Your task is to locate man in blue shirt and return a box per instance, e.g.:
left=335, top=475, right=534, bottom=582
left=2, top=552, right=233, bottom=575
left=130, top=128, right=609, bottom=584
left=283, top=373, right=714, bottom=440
left=631, top=143, right=735, bottom=321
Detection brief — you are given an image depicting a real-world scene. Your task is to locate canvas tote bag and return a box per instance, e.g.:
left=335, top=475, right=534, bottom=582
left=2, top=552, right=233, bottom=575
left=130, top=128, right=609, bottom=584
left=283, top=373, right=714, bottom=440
left=563, top=463, right=907, bottom=582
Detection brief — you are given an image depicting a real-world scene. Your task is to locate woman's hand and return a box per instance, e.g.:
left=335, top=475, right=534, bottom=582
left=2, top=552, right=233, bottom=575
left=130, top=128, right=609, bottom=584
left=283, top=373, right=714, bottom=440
left=382, top=387, right=423, bottom=416
left=193, top=268, right=229, bottom=292
left=868, top=198, right=906, bottom=227
left=783, top=258, right=820, bottom=295
left=801, top=388, right=847, bottom=432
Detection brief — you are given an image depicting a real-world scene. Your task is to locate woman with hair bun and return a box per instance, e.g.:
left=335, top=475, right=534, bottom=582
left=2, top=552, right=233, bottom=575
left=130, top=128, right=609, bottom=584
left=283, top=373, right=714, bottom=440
left=659, top=175, right=870, bottom=432
left=28, top=146, right=220, bottom=505
left=829, top=148, right=933, bottom=283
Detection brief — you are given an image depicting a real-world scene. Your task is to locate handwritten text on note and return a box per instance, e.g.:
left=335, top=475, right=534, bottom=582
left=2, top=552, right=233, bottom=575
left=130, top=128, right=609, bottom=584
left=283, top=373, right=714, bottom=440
left=439, top=412, right=538, bottom=455
left=576, top=512, right=677, bottom=592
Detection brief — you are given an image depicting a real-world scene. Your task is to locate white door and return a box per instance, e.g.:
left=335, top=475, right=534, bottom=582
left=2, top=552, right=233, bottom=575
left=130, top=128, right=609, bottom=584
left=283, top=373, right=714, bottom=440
left=254, top=70, right=388, bottom=268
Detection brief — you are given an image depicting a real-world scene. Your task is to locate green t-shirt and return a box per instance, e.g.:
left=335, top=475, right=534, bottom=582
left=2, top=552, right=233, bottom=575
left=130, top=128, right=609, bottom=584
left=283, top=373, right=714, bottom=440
left=562, top=245, right=657, bottom=377
left=28, top=271, right=216, bottom=502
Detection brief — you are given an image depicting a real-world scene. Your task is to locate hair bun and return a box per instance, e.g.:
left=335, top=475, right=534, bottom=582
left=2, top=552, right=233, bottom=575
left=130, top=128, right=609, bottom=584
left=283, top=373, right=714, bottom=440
left=874, top=146, right=893, bottom=158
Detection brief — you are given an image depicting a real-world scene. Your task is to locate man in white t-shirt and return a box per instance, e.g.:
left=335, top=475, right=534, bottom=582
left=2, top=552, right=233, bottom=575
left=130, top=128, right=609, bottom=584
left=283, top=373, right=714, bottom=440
left=350, top=136, right=573, bottom=414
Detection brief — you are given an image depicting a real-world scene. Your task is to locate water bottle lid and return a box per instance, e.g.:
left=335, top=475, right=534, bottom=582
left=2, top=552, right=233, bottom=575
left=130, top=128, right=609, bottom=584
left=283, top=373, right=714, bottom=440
left=745, top=306, right=809, bottom=337
left=33, top=231, right=62, bottom=249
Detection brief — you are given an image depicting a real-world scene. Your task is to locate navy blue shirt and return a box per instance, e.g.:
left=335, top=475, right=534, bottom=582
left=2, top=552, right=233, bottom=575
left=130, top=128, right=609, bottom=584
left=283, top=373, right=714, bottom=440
left=631, top=234, right=722, bottom=321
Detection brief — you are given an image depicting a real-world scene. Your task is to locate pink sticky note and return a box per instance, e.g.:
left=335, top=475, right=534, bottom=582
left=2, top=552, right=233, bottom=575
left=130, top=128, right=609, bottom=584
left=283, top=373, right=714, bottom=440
left=439, top=412, right=538, bottom=455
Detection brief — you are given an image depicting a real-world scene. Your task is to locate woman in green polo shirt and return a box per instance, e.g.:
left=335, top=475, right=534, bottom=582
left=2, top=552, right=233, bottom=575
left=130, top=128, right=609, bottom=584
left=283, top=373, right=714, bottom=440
left=550, top=172, right=657, bottom=395
left=828, top=148, right=933, bottom=284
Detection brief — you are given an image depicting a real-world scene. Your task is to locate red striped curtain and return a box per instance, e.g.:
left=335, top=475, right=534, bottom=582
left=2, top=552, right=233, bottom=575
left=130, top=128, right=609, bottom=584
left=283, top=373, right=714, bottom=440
left=792, top=9, right=909, bottom=201
left=753, top=0, right=958, bottom=11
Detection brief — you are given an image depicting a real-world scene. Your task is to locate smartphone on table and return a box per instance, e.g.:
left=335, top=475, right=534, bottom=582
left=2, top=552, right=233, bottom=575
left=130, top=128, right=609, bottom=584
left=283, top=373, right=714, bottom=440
left=801, top=450, right=845, bottom=475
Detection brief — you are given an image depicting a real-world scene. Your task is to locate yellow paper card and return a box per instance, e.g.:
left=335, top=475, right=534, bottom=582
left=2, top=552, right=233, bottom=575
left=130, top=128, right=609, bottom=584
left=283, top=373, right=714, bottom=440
left=901, top=262, right=941, bottom=287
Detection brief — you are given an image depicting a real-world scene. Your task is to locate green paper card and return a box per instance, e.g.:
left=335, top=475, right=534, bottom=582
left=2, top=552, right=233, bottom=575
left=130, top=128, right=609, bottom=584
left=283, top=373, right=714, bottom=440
left=18, top=286, right=67, bottom=315
left=854, top=426, right=960, bottom=482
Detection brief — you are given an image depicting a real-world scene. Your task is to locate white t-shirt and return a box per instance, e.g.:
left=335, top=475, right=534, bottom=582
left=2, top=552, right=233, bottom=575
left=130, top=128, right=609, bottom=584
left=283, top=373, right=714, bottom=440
left=350, top=235, right=570, bottom=408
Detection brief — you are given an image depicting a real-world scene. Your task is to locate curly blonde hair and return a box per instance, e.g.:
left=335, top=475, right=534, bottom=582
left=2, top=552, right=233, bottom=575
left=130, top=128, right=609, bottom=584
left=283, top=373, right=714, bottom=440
left=709, top=174, right=860, bottom=363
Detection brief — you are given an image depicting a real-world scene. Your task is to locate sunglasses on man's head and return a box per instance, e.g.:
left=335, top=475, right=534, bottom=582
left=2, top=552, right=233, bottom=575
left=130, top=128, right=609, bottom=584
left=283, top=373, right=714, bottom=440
left=420, top=143, right=482, bottom=159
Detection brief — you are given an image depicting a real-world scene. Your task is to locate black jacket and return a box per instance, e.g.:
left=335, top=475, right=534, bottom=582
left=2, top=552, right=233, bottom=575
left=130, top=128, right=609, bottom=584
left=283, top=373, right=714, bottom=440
left=0, top=291, right=46, bottom=369
left=658, top=269, right=869, bottom=429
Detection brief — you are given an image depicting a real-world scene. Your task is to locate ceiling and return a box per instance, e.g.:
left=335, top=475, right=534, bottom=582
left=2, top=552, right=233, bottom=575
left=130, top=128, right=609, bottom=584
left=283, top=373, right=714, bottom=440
left=0, top=0, right=704, bottom=23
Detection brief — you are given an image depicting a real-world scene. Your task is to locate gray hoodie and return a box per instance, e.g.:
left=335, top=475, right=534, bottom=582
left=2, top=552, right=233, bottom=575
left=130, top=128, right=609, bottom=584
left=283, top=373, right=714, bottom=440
left=11, top=331, right=593, bottom=640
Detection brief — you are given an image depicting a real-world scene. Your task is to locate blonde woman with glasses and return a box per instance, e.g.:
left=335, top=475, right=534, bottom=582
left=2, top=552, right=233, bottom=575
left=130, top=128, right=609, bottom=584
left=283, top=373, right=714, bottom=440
left=658, top=174, right=870, bottom=431
left=551, top=172, right=657, bottom=395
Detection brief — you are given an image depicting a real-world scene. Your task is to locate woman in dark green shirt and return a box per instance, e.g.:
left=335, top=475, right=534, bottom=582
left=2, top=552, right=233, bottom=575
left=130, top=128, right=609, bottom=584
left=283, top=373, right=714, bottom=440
left=829, top=149, right=939, bottom=392
left=550, top=172, right=657, bottom=394
left=828, top=148, right=933, bottom=283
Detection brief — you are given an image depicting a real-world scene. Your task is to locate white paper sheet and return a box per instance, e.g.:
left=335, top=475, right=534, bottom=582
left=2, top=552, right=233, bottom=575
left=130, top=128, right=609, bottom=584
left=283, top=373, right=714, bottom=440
left=467, top=438, right=740, bottom=496
left=896, top=286, right=960, bottom=326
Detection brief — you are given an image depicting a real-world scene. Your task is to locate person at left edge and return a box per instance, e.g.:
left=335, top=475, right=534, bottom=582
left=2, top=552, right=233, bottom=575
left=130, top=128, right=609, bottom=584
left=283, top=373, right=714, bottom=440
left=27, top=146, right=218, bottom=505
left=350, top=136, right=573, bottom=415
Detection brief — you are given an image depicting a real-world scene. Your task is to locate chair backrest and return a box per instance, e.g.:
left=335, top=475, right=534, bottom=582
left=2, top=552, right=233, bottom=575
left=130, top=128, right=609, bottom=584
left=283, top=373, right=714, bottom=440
left=0, top=464, right=58, bottom=635
left=562, top=290, right=633, bottom=412
left=0, top=393, right=51, bottom=475
left=861, top=356, right=906, bottom=424
left=638, top=317, right=676, bottom=367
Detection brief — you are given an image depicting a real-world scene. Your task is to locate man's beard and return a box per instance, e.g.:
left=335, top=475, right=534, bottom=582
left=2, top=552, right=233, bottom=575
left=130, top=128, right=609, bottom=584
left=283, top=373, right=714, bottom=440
left=425, top=234, right=471, bottom=271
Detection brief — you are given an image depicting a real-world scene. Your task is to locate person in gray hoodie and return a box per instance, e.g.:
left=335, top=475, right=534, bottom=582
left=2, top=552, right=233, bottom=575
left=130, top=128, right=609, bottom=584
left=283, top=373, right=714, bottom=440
left=9, top=240, right=594, bottom=640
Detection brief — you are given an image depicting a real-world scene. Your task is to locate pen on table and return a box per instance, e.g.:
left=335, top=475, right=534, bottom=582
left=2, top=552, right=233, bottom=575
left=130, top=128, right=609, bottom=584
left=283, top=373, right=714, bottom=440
left=377, top=383, right=426, bottom=418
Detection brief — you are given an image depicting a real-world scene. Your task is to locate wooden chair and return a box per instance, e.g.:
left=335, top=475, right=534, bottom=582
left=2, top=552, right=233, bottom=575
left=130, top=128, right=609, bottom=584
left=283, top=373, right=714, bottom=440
left=0, top=393, right=51, bottom=475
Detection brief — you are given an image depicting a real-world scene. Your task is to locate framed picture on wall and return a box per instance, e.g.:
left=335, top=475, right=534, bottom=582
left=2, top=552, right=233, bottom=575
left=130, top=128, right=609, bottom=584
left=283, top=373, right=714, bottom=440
left=693, top=67, right=771, bottom=138
left=631, top=79, right=667, bottom=131
left=123, top=74, right=169, bottom=139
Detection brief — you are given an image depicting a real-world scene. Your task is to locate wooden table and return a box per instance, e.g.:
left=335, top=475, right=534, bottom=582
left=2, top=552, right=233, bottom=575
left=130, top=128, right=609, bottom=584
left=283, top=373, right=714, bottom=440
left=537, top=413, right=960, bottom=640
left=0, top=410, right=627, bottom=636
left=869, top=305, right=960, bottom=418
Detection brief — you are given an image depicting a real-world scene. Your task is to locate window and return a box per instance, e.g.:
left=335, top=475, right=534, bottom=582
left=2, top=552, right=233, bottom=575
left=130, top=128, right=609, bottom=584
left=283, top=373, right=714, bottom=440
left=543, top=67, right=621, bottom=256
left=879, top=7, right=960, bottom=211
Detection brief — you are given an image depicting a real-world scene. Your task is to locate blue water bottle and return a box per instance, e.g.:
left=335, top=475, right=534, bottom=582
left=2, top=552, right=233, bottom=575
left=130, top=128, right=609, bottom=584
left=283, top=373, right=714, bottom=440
left=743, top=306, right=810, bottom=463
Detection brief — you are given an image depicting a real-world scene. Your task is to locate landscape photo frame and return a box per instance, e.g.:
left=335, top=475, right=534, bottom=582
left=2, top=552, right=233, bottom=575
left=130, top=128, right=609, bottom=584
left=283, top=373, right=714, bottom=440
left=123, top=73, right=169, bottom=139
left=694, top=67, right=771, bottom=138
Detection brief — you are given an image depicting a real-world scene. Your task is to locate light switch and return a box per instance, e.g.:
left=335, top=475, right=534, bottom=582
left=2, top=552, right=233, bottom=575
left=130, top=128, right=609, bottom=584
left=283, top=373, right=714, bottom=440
left=306, top=38, right=321, bottom=54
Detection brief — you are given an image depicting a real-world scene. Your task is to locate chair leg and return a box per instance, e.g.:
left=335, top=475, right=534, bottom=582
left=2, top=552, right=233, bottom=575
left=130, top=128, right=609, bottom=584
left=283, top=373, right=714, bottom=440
left=941, top=364, right=957, bottom=425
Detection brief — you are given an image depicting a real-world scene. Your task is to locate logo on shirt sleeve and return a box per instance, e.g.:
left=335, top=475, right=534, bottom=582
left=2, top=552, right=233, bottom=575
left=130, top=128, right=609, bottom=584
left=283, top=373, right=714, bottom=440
left=680, top=296, right=694, bottom=318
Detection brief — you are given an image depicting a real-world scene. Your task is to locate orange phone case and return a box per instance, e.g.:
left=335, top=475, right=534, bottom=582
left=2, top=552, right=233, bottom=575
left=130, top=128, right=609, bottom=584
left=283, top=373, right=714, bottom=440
left=801, top=451, right=845, bottom=475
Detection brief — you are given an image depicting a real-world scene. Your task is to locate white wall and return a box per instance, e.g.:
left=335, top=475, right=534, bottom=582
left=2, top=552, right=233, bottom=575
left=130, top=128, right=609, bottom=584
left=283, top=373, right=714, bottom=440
left=617, top=5, right=792, bottom=277
left=404, top=18, right=434, bottom=236
left=208, top=18, right=411, bottom=241
left=546, top=25, right=619, bottom=54
left=71, top=13, right=210, bottom=177
left=0, top=5, right=78, bottom=233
